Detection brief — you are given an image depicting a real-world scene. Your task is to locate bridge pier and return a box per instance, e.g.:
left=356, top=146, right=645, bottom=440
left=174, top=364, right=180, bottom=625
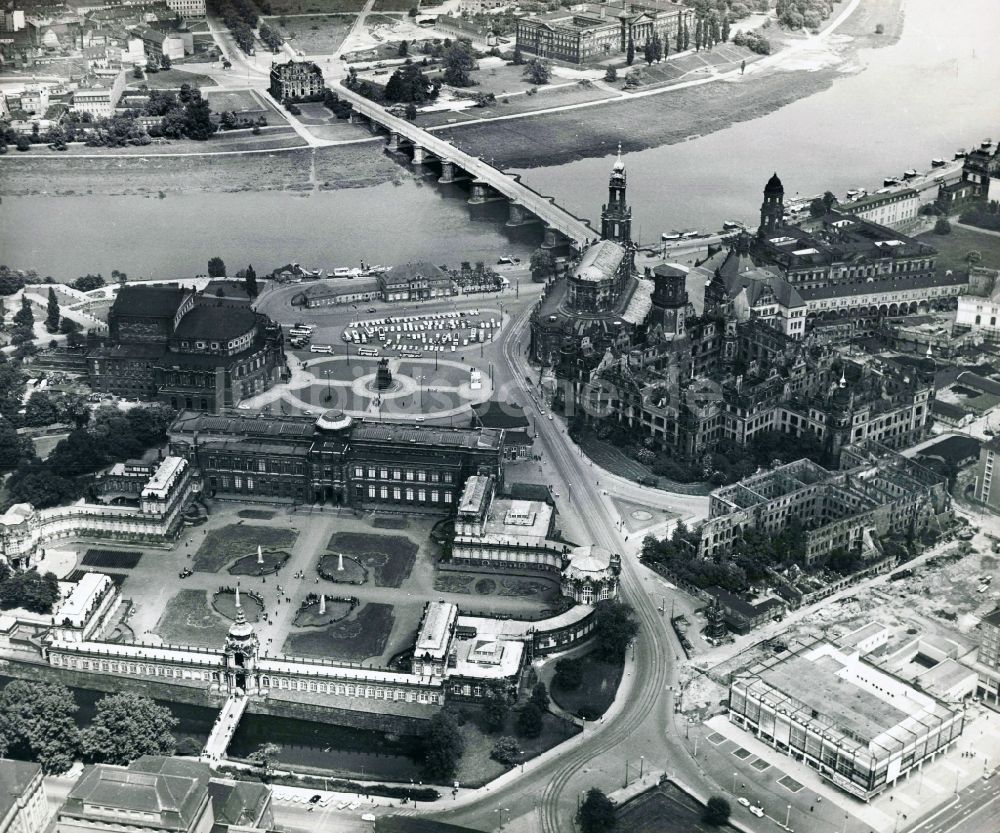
left=469, top=178, right=498, bottom=204
left=438, top=160, right=457, bottom=184
left=412, top=144, right=430, bottom=164
left=541, top=225, right=567, bottom=250
left=505, top=199, right=537, bottom=228
left=386, top=131, right=401, bottom=151
left=367, top=119, right=380, bottom=135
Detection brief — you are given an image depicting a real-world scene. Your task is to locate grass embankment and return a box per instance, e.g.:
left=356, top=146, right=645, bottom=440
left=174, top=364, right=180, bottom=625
left=550, top=654, right=623, bottom=719
left=917, top=226, right=1000, bottom=274
left=0, top=143, right=399, bottom=196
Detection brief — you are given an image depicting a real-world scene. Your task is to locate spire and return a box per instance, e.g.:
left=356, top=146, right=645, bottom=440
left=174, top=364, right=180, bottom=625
left=234, top=584, right=246, bottom=626
left=613, top=142, right=625, bottom=172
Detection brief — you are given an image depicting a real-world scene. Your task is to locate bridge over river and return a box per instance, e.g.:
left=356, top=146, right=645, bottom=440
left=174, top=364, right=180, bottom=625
left=335, top=84, right=598, bottom=252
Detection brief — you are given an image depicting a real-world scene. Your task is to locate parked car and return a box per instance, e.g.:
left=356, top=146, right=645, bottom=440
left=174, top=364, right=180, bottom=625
left=749, top=806, right=764, bottom=818
left=179, top=568, right=193, bottom=579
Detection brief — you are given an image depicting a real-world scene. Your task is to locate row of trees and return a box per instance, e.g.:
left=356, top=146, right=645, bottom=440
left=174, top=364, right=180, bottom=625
left=959, top=200, right=1000, bottom=233
left=258, top=20, right=284, bottom=52
left=0, top=681, right=177, bottom=774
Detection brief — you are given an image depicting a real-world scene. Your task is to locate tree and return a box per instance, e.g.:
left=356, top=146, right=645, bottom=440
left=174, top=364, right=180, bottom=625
left=490, top=736, right=520, bottom=766
left=15, top=135, right=30, bottom=152
left=592, top=600, right=639, bottom=662
left=71, top=274, right=105, bottom=291
left=512, top=44, right=523, bottom=65
left=384, top=63, right=438, bottom=103
left=604, top=66, right=618, bottom=82
left=244, top=264, right=258, bottom=298
left=934, top=217, right=952, bottom=235
left=398, top=39, right=409, bottom=57
left=576, top=788, right=616, bottom=833
left=0, top=569, right=60, bottom=613
left=809, top=197, right=826, bottom=217
left=184, top=95, right=217, bottom=140
left=0, top=680, right=80, bottom=773
left=111, top=269, right=128, bottom=285
left=643, top=39, right=654, bottom=65
left=704, top=796, right=731, bottom=826
left=13, top=295, right=34, bottom=329
left=208, top=256, right=226, bottom=277
left=652, top=33, right=663, bottom=62
left=80, top=693, right=177, bottom=765
left=515, top=702, right=543, bottom=738
left=721, top=15, right=731, bottom=41
left=248, top=742, right=282, bottom=778
left=483, top=697, right=508, bottom=733
left=405, top=102, right=417, bottom=120
left=966, top=250, right=983, bottom=265
left=523, top=57, right=550, bottom=85
left=442, top=40, right=476, bottom=87
left=626, top=35, right=635, bottom=65
left=0, top=421, right=35, bottom=473
left=45, top=287, right=60, bottom=333
left=554, top=657, right=584, bottom=691
left=822, top=190, right=838, bottom=213
left=530, top=682, right=550, bottom=711
left=161, top=53, right=172, bottom=70
left=422, top=710, right=465, bottom=780
left=695, top=17, right=703, bottom=50
left=675, top=18, right=683, bottom=51
left=132, top=65, right=143, bottom=79
left=530, top=248, right=556, bottom=281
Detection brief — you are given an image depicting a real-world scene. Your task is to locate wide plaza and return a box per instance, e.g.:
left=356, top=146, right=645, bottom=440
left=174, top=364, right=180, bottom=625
left=62, top=502, right=564, bottom=667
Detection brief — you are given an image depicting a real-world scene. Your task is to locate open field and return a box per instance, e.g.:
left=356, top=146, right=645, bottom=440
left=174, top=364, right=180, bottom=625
left=263, top=13, right=355, bottom=54
left=419, top=81, right=615, bottom=128
left=550, top=654, right=623, bottom=719
left=327, top=531, right=417, bottom=587
left=371, top=0, right=412, bottom=9
left=154, top=589, right=230, bottom=647
left=269, top=0, right=367, bottom=13
left=917, top=225, right=1000, bottom=274
left=204, top=89, right=265, bottom=113
left=0, top=143, right=396, bottom=197
left=283, top=602, right=394, bottom=660
left=134, top=68, right=218, bottom=89
left=194, top=525, right=299, bottom=573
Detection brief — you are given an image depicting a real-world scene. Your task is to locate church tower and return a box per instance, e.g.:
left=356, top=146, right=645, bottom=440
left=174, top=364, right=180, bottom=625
left=601, top=144, right=632, bottom=249
left=650, top=264, right=689, bottom=336
left=759, top=172, right=785, bottom=236
left=223, top=585, right=259, bottom=695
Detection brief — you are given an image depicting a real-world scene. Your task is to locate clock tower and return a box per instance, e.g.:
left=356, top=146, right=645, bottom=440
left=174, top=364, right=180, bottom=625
left=601, top=144, right=633, bottom=253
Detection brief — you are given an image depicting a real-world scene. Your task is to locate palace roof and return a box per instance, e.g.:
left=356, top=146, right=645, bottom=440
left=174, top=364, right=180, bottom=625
left=173, top=305, right=257, bottom=341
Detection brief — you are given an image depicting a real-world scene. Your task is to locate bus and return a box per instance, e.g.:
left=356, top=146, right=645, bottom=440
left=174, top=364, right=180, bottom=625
left=358, top=348, right=379, bottom=357
left=289, top=326, right=313, bottom=338
left=309, top=344, right=333, bottom=354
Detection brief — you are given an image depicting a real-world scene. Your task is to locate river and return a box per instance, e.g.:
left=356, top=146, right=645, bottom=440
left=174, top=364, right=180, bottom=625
left=512, top=0, right=1000, bottom=239
left=0, top=0, right=998, bottom=277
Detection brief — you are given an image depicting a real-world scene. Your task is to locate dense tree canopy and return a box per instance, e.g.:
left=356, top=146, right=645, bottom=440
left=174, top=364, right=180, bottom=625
left=591, top=600, right=639, bottom=662
left=207, top=256, right=226, bottom=277
left=384, top=62, right=440, bottom=103
left=442, top=40, right=476, bottom=87
left=515, top=702, right=543, bottom=738
left=577, top=788, right=616, bottom=833
left=0, top=680, right=80, bottom=773
left=421, top=710, right=465, bottom=780
left=81, top=693, right=178, bottom=765
left=0, top=569, right=60, bottom=613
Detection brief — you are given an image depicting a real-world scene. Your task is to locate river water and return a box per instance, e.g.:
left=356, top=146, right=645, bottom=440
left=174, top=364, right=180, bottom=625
left=511, top=0, right=1000, bottom=239
left=2, top=0, right=998, bottom=278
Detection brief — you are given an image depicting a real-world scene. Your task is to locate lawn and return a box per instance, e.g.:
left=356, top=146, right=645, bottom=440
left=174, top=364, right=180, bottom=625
left=268, top=0, right=367, bottom=14
left=154, top=589, right=230, bottom=647
left=283, top=602, right=394, bottom=661
left=205, top=89, right=266, bottom=114
left=454, top=710, right=580, bottom=787
left=327, top=532, right=417, bottom=587
left=372, top=0, right=412, bottom=9
left=916, top=225, right=1000, bottom=273
left=136, top=68, right=218, bottom=90
left=318, top=552, right=367, bottom=584
left=229, top=550, right=290, bottom=576
left=262, top=14, right=355, bottom=55
left=237, top=509, right=275, bottom=520
left=211, top=590, right=264, bottom=622
left=550, top=654, right=624, bottom=719
left=81, top=549, right=142, bottom=569
left=292, top=597, right=354, bottom=626
left=194, top=525, right=299, bottom=573
left=433, top=572, right=559, bottom=600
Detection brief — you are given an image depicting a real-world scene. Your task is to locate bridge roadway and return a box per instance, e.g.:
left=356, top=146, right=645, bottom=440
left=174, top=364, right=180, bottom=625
left=334, top=83, right=598, bottom=249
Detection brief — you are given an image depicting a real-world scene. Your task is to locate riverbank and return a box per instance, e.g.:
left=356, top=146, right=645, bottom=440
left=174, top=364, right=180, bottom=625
left=0, top=143, right=403, bottom=197
left=0, top=0, right=901, bottom=197
left=439, top=0, right=903, bottom=168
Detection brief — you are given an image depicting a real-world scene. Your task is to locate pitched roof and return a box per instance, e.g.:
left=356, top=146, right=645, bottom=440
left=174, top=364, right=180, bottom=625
left=0, top=761, right=41, bottom=824
left=111, top=285, right=188, bottom=320
left=173, top=305, right=258, bottom=341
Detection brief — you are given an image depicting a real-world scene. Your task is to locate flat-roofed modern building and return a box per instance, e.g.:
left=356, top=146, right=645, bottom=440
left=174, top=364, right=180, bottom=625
left=0, top=761, right=47, bottom=833
left=729, top=641, right=966, bottom=799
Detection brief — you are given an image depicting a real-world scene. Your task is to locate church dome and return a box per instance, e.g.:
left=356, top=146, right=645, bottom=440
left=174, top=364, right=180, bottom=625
left=316, top=409, right=353, bottom=432
left=764, top=172, right=784, bottom=195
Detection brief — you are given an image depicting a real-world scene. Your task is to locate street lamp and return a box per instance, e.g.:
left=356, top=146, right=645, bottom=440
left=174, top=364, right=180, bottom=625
left=785, top=804, right=791, bottom=828
left=494, top=806, right=509, bottom=830
left=639, top=755, right=644, bottom=779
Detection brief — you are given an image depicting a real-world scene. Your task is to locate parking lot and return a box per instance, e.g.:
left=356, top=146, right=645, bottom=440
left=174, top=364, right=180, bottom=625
left=337, top=307, right=505, bottom=357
